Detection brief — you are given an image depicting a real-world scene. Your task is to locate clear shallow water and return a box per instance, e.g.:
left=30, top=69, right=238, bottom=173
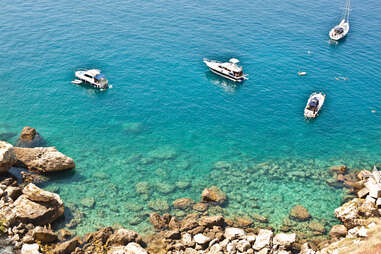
left=0, top=0, right=381, bottom=235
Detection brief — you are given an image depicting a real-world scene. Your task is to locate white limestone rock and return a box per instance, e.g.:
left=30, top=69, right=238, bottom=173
left=21, top=243, right=41, bottom=254
left=0, top=141, right=16, bottom=173
left=273, top=233, right=296, bottom=248
left=224, top=227, right=245, bottom=240
left=194, top=233, right=211, bottom=245
left=236, top=239, right=251, bottom=252
left=125, top=242, right=147, bottom=254
left=253, top=229, right=273, bottom=251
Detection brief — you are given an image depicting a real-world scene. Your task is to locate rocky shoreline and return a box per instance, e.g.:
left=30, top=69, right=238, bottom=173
left=1, top=127, right=381, bottom=253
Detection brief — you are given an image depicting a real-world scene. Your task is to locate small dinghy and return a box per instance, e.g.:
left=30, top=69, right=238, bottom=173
left=72, top=79, right=82, bottom=84
left=298, top=71, right=307, bottom=76
left=329, top=0, right=350, bottom=41
left=304, top=92, right=326, bottom=119
left=203, top=58, right=248, bottom=82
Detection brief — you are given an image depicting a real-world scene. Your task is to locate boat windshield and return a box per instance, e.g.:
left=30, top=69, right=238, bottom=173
left=234, top=71, right=243, bottom=77
left=334, top=27, right=344, bottom=34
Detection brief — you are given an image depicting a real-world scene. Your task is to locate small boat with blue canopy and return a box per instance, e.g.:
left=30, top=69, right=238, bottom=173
left=73, top=69, right=109, bottom=89
left=304, top=92, right=326, bottom=118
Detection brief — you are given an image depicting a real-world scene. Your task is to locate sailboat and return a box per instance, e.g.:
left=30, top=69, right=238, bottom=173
left=329, top=0, right=351, bottom=41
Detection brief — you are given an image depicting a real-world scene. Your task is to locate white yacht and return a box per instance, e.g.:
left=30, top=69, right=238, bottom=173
left=304, top=92, right=326, bottom=119
left=329, top=0, right=350, bottom=41
left=74, top=69, right=109, bottom=89
left=203, top=58, right=248, bottom=82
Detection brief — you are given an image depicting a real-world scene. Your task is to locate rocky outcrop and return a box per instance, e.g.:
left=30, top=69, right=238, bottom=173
left=273, top=233, right=296, bottom=250
left=146, top=214, right=295, bottom=254
left=5, top=183, right=64, bottom=226
left=0, top=141, right=16, bottom=173
left=150, top=213, right=170, bottom=231
left=32, top=226, right=58, bottom=243
left=201, top=186, right=226, bottom=205
left=13, top=147, right=75, bottom=173
left=16, top=127, right=45, bottom=148
left=334, top=198, right=361, bottom=229
left=53, top=236, right=80, bottom=254
left=106, top=228, right=142, bottom=246
left=80, top=227, right=144, bottom=254
left=329, top=225, right=347, bottom=239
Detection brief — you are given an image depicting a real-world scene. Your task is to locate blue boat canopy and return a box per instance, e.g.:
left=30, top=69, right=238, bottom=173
left=309, top=98, right=319, bottom=107
left=94, top=74, right=106, bottom=80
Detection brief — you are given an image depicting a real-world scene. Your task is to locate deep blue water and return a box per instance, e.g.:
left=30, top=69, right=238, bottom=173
left=0, top=0, right=380, bottom=234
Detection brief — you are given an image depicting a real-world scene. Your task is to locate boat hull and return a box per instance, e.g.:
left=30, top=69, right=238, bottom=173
left=209, top=68, right=244, bottom=82
left=203, top=59, right=248, bottom=82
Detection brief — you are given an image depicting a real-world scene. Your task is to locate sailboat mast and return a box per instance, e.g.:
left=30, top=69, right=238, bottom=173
left=345, top=0, right=351, bottom=22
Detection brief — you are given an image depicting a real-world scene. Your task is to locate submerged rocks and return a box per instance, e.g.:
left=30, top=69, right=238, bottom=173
left=173, top=198, right=195, bottom=210
left=16, top=127, right=44, bottom=148
left=214, top=161, right=231, bottom=169
left=234, top=216, right=253, bottom=228
left=193, top=202, right=208, bottom=212
left=201, top=186, right=227, bottom=205
left=0, top=141, right=16, bottom=173
left=329, top=165, right=347, bottom=174
left=289, top=205, right=311, bottom=221
left=308, top=221, right=326, bottom=234
left=148, top=199, right=169, bottom=212
left=80, top=197, right=95, bottom=208
left=156, top=182, right=176, bottom=194
left=13, top=147, right=75, bottom=173
left=136, top=182, right=151, bottom=196
left=252, top=213, right=268, bottom=223
left=122, top=122, right=145, bottom=135
left=175, top=181, right=191, bottom=190
left=148, top=146, right=177, bottom=161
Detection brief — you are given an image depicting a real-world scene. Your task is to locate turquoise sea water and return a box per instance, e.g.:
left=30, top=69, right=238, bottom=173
left=1, top=0, right=381, bottom=235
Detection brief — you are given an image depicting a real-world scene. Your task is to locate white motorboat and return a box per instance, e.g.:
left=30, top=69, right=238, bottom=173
left=74, top=69, right=109, bottom=89
left=203, top=58, right=248, bottom=82
left=304, top=92, right=326, bottom=118
left=329, top=0, right=350, bottom=41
